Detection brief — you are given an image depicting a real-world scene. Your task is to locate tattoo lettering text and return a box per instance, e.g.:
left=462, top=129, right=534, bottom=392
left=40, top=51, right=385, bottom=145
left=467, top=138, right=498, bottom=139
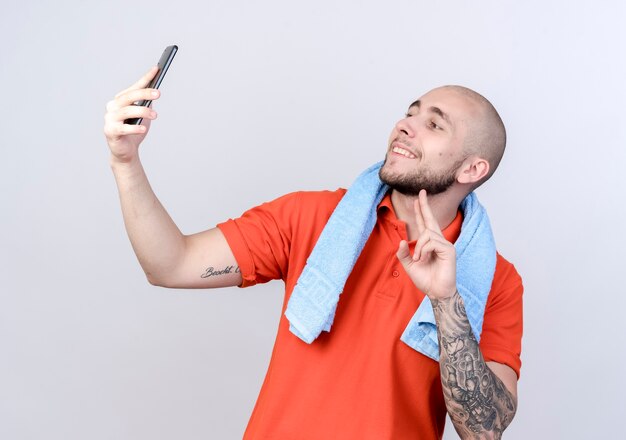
left=201, top=266, right=240, bottom=279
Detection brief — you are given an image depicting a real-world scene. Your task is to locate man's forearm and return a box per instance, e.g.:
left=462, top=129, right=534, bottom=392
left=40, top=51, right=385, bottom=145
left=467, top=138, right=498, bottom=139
left=110, top=156, right=186, bottom=284
left=432, top=292, right=516, bottom=439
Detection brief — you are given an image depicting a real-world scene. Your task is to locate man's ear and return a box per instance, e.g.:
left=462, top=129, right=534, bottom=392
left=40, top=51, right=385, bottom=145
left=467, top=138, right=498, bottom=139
left=457, top=156, right=490, bottom=185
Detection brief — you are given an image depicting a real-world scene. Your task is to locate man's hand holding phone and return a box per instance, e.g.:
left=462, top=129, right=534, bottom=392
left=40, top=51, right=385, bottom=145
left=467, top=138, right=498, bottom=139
left=104, top=67, right=160, bottom=165
left=104, top=44, right=177, bottom=165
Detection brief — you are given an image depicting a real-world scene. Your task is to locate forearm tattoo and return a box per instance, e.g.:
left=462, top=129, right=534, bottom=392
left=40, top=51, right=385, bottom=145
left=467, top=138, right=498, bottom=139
left=200, top=265, right=240, bottom=279
left=432, top=292, right=517, bottom=439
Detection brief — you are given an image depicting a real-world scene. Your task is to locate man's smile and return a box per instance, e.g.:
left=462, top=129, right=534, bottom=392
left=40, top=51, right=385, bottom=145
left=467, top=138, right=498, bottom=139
left=390, top=141, right=418, bottom=159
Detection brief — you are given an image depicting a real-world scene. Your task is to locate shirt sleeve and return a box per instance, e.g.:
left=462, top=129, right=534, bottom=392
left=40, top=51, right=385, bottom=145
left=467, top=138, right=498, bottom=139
left=217, top=192, right=300, bottom=288
left=479, top=255, right=524, bottom=378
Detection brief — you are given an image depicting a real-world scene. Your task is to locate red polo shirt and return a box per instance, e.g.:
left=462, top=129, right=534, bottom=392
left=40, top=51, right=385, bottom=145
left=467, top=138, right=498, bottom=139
left=217, top=189, right=523, bottom=440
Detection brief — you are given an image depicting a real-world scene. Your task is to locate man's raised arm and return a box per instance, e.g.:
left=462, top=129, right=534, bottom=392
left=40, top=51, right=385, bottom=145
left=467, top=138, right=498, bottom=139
left=396, top=190, right=517, bottom=439
left=104, top=67, right=241, bottom=289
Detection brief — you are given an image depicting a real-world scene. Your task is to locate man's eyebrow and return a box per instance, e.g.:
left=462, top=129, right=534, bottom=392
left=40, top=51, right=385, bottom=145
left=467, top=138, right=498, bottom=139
left=406, top=100, right=452, bottom=126
left=407, top=100, right=421, bottom=111
left=429, top=106, right=452, bottom=125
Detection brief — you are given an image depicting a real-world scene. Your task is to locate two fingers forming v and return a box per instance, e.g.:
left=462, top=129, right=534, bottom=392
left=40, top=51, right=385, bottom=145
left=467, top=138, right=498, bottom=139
left=410, top=190, right=453, bottom=262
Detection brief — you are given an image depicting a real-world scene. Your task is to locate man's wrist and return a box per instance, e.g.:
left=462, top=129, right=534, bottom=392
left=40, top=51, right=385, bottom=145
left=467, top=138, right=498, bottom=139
left=429, top=289, right=459, bottom=309
left=110, top=154, right=142, bottom=172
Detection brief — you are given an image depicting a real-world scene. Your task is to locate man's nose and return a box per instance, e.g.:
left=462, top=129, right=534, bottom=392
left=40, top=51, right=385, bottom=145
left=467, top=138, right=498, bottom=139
left=395, top=116, right=418, bottom=138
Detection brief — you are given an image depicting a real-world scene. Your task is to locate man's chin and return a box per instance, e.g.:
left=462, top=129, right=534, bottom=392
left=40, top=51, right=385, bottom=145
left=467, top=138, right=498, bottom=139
left=379, top=170, right=413, bottom=195
left=379, top=171, right=456, bottom=197
left=379, top=161, right=407, bottom=183
left=390, top=187, right=421, bottom=197
left=378, top=160, right=402, bottom=181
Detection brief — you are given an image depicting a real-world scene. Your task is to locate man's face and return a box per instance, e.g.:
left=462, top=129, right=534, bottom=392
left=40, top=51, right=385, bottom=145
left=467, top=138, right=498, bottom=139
left=379, top=87, right=478, bottom=196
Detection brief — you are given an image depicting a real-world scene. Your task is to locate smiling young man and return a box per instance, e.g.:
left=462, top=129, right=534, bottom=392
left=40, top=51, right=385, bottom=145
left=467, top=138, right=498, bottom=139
left=105, top=72, right=522, bottom=439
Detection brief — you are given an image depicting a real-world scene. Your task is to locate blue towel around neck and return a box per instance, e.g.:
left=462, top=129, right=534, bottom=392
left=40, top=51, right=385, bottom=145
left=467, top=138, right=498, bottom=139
left=284, top=161, right=388, bottom=343
left=284, top=161, right=497, bottom=360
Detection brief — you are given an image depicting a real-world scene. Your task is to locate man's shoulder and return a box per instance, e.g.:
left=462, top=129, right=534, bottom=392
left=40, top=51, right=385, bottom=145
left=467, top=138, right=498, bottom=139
left=255, top=188, right=348, bottom=227
left=295, top=188, right=347, bottom=203
left=261, top=188, right=348, bottom=238
left=275, top=188, right=347, bottom=211
left=493, top=251, right=523, bottom=291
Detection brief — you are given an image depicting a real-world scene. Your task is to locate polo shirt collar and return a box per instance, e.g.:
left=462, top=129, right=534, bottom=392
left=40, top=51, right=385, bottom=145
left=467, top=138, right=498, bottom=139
left=377, top=191, right=463, bottom=243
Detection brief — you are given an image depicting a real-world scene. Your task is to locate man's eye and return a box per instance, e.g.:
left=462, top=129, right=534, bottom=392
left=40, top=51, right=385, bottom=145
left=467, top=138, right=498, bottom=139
left=430, top=121, right=441, bottom=130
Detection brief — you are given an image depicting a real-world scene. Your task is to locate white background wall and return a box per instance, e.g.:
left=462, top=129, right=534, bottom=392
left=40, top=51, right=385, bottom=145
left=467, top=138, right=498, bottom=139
left=2, top=1, right=624, bottom=438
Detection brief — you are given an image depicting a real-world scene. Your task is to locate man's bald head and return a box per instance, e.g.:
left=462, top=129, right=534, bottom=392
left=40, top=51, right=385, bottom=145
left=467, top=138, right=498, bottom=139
left=436, top=85, right=507, bottom=187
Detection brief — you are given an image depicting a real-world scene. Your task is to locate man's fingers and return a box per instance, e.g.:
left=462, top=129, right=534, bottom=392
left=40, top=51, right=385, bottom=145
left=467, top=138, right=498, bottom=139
left=104, top=110, right=155, bottom=139
left=105, top=121, right=148, bottom=137
left=414, top=231, right=451, bottom=262
left=107, top=87, right=160, bottom=113
left=113, top=104, right=157, bottom=123
left=413, top=232, right=432, bottom=262
left=419, top=190, right=443, bottom=235
left=396, top=240, right=412, bottom=264
left=114, top=66, right=159, bottom=98
left=134, top=65, right=159, bottom=88
left=117, top=88, right=160, bottom=108
left=414, top=198, right=426, bottom=235
left=417, top=240, right=448, bottom=262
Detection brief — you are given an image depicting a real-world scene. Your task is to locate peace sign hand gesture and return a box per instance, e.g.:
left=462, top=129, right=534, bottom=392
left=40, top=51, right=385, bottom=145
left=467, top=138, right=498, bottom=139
left=396, top=190, right=457, bottom=301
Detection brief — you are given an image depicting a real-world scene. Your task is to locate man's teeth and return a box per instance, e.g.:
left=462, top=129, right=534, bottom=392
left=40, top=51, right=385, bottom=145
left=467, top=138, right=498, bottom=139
left=392, top=145, right=417, bottom=159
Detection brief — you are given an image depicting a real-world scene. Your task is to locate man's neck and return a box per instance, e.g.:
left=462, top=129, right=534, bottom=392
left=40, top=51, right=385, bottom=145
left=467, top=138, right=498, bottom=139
left=390, top=189, right=463, bottom=241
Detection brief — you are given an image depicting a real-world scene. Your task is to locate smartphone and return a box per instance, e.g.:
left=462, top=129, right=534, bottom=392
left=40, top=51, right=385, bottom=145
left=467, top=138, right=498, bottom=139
left=124, top=45, right=178, bottom=125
